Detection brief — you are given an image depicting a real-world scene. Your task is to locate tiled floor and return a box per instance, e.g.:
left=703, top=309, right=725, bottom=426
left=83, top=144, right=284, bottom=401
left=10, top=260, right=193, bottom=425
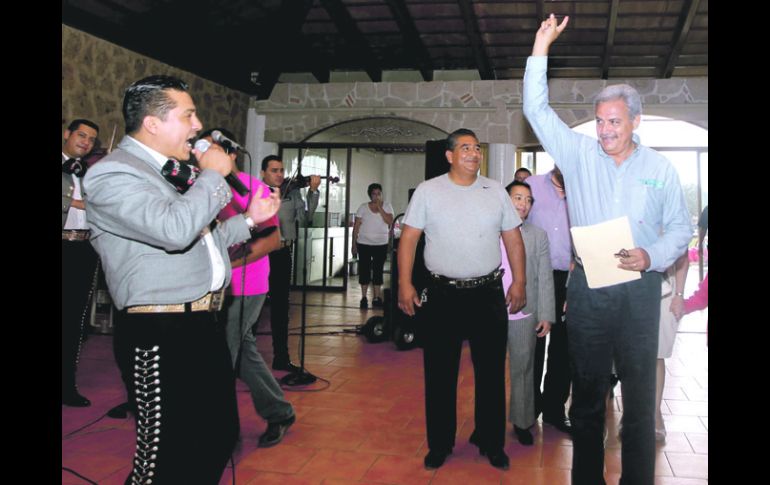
left=62, top=278, right=708, bottom=484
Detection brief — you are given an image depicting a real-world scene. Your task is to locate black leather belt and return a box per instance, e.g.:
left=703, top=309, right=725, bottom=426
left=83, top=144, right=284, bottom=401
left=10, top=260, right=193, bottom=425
left=430, top=268, right=504, bottom=289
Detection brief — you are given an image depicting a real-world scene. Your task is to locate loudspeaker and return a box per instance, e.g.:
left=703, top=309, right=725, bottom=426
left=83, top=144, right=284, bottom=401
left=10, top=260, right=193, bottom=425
left=424, top=139, right=449, bottom=180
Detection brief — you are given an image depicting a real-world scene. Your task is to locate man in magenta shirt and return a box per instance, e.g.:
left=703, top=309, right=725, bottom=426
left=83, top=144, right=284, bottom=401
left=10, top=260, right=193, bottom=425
left=203, top=129, right=297, bottom=448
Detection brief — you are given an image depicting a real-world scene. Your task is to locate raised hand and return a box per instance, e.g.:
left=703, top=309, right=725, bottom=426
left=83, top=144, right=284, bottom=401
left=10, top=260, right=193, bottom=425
left=533, top=13, right=570, bottom=56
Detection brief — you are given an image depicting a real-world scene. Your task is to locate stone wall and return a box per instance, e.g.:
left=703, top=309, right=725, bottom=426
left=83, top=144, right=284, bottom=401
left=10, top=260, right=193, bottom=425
left=62, top=25, right=251, bottom=145
left=253, top=77, right=707, bottom=145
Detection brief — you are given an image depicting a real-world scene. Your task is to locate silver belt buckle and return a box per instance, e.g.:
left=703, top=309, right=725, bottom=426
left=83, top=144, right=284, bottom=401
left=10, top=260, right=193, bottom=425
left=210, top=289, right=225, bottom=311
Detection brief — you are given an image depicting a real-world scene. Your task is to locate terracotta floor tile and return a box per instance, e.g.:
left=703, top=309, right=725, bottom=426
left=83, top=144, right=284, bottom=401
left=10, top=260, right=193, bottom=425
left=241, top=470, right=322, bottom=485
left=237, top=444, right=318, bottom=473
left=656, top=432, right=694, bottom=453
left=661, top=386, right=688, bottom=400
left=282, top=423, right=369, bottom=451
left=296, top=448, right=379, bottom=480
left=502, top=467, right=572, bottom=485
left=665, top=400, right=708, bottom=417
left=362, top=454, right=436, bottom=485
left=666, top=452, right=708, bottom=479
left=357, top=429, right=426, bottom=456
left=542, top=444, right=572, bottom=469
left=684, top=433, right=708, bottom=454
left=430, top=455, right=507, bottom=484
left=654, top=477, right=709, bottom=485
left=505, top=441, right=543, bottom=468
left=662, top=415, right=708, bottom=433
left=63, top=285, right=707, bottom=484
left=680, top=385, right=708, bottom=401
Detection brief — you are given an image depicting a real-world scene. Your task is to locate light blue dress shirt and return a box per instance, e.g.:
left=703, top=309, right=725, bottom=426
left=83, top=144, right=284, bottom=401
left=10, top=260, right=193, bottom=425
left=523, top=56, right=692, bottom=272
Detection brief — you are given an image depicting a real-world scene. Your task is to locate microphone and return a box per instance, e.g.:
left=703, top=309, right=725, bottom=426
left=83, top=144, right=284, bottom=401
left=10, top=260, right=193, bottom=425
left=194, top=138, right=249, bottom=196
left=212, top=130, right=243, bottom=152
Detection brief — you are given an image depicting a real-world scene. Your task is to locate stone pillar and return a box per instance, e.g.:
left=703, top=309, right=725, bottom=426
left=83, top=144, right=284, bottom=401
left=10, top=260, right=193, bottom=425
left=245, top=109, right=278, bottom=178
left=382, top=153, right=396, bottom=205
left=487, top=143, right=517, bottom=185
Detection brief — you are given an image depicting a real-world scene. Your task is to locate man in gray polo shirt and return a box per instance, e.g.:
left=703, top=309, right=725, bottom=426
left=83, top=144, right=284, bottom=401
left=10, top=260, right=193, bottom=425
left=398, top=128, right=526, bottom=471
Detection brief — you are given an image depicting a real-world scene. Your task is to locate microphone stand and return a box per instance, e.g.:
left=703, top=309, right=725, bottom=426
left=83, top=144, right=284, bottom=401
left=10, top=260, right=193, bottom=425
left=281, top=196, right=317, bottom=386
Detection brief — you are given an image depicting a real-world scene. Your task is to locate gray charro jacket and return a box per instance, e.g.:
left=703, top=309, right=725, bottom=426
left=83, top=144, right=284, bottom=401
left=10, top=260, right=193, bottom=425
left=82, top=137, right=252, bottom=310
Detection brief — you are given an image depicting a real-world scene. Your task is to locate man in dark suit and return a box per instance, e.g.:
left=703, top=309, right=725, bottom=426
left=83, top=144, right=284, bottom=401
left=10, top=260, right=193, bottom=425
left=61, top=118, right=99, bottom=407
left=83, top=75, right=280, bottom=484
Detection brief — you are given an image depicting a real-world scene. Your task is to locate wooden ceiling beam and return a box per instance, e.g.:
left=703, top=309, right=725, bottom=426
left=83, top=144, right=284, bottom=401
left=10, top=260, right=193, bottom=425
left=661, top=0, right=702, bottom=78
left=320, top=0, right=382, bottom=82
left=457, top=0, right=494, bottom=79
left=385, top=0, right=434, bottom=81
left=601, top=0, right=620, bottom=79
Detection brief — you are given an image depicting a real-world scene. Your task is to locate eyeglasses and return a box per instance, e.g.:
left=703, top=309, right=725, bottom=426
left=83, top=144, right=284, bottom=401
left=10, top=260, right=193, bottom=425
left=512, top=194, right=534, bottom=204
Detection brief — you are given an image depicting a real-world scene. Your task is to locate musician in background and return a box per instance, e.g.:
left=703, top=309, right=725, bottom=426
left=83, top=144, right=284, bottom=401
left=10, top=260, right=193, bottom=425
left=61, top=118, right=100, bottom=407
left=260, top=155, right=320, bottom=372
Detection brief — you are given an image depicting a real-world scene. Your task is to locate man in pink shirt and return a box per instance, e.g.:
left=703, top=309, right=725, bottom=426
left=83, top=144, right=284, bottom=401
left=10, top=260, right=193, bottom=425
left=204, top=129, right=297, bottom=448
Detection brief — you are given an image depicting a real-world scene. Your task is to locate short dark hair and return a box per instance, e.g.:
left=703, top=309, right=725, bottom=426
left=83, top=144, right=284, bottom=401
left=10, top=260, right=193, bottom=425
left=367, top=183, right=383, bottom=198
left=122, top=75, right=189, bottom=135
left=514, top=167, right=532, bottom=177
left=446, top=128, right=478, bottom=151
left=261, top=155, right=283, bottom=172
left=505, top=179, right=533, bottom=201
left=67, top=118, right=99, bottom=134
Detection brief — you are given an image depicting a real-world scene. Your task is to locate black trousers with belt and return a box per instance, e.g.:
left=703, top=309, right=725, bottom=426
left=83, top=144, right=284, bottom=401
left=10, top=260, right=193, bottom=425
left=268, top=245, right=293, bottom=364
left=420, top=279, right=509, bottom=453
left=61, top=239, right=98, bottom=398
left=119, top=309, right=239, bottom=485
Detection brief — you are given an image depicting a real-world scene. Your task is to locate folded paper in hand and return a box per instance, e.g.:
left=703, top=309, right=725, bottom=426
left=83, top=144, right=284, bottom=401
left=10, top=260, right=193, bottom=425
left=570, top=216, right=642, bottom=289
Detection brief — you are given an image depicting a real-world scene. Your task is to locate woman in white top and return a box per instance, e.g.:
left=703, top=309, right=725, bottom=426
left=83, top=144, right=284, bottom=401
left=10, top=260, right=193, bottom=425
left=352, top=183, right=394, bottom=309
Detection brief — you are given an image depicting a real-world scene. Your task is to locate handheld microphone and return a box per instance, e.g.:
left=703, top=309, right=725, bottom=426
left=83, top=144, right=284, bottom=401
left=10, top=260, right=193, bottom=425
left=194, top=138, right=249, bottom=196
left=212, top=130, right=243, bottom=152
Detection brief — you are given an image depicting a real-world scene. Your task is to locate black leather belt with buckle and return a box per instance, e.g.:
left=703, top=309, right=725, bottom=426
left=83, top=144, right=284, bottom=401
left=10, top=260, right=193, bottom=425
left=430, top=268, right=504, bottom=289
left=126, top=288, right=226, bottom=314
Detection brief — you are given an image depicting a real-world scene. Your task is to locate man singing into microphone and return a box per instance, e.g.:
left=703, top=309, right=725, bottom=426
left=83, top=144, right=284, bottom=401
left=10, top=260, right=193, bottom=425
left=83, top=75, right=281, bottom=484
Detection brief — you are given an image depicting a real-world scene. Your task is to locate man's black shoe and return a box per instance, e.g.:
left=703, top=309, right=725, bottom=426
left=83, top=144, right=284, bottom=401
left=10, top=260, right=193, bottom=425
left=513, top=425, right=534, bottom=446
left=107, top=402, right=133, bottom=419
left=372, top=297, right=383, bottom=307
left=543, top=414, right=572, bottom=433
left=469, top=431, right=509, bottom=470
left=423, top=449, right=450, bottom=469
left=258, top=415, right=296, bottom=448
left=480, top=448, right=510, bottom=470
left=62, top=391, right=91, bottom=407
left=272, top=360, right=302, bottom=373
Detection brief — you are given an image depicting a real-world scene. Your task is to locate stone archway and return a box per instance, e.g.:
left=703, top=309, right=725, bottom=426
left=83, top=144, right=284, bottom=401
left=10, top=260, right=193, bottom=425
left=302, top=116, right=447, bottom=144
